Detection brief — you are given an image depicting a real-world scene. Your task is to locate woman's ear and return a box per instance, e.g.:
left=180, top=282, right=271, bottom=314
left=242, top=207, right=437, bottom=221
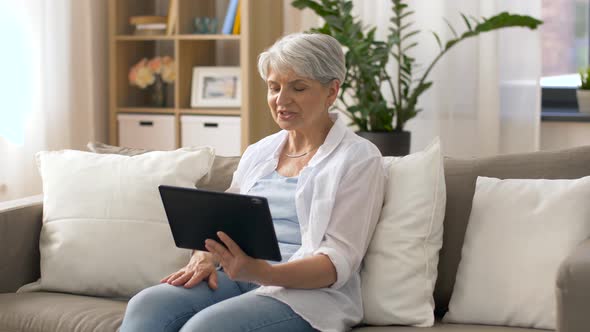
left=326, top=79, right=340, bottom=106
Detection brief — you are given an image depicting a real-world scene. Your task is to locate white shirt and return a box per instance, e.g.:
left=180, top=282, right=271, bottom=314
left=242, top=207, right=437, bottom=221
left=227, top=113, right=386, bottom=332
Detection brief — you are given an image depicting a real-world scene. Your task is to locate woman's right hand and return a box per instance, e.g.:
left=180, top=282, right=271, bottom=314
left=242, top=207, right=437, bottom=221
left=160, top=250, right=219, bottom=289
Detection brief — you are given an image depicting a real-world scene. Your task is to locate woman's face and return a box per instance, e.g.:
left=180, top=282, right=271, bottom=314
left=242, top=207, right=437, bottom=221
left=266, top=68, right=338, bottom=132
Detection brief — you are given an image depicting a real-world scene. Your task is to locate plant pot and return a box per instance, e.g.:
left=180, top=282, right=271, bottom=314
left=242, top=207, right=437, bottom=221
left=576, top=90, right=590, bottom=114
left=356, top=130, right=411, bottom=156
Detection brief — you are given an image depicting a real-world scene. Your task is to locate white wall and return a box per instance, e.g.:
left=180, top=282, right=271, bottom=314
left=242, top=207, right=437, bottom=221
left=540, top=122, right=590, bottom=151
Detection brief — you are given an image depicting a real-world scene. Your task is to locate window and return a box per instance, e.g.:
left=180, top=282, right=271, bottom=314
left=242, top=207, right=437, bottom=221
left=0, top=3, right=33, bottom=145
left=541, top=0, right=589, bottom=113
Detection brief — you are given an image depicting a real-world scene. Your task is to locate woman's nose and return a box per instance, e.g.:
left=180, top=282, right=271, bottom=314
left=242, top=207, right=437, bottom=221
left=276, top=88, right=291, bottom=105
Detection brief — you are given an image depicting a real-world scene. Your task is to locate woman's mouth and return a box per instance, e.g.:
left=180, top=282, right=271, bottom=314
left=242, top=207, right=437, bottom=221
left=278, top=111, right=296, bottom=121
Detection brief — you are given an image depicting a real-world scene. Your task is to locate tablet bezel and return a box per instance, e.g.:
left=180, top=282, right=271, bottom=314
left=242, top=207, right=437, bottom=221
left=158, top=185, right=282, bottom=262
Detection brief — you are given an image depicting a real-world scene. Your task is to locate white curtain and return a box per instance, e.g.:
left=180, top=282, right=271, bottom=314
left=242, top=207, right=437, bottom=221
left=0, top=0, right=107, bottom=202
left=353, top=0, right=542, bottom=157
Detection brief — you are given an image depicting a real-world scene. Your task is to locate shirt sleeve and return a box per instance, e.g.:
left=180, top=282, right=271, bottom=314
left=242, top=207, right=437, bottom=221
left=313, top=153, right=386, bottom=289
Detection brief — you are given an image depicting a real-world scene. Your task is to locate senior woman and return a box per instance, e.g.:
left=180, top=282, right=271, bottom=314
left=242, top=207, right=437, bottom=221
left=120, top=32, right=385, bottom=332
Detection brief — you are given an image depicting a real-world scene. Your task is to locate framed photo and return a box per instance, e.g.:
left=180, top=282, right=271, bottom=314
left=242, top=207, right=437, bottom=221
left=190, top=66, right=241, bottom=108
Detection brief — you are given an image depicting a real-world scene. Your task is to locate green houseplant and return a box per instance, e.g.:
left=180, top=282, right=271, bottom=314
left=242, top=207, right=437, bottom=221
left=292, top=0, right=542, bottom=155
left=577, top=67, right=590, bottom=114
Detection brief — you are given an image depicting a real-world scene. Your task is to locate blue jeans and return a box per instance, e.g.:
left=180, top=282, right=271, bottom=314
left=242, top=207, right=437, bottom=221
left=120, top=271, right=318, bottom=332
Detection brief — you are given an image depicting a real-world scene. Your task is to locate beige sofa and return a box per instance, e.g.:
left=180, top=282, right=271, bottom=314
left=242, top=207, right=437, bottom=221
left=1, top=145, right=590, bottom=332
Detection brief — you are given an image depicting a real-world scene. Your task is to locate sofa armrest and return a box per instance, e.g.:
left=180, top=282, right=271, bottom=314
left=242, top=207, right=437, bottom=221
left=556, top=238, right=590, bottom=332
left=0, top=195, right=43, bottom=293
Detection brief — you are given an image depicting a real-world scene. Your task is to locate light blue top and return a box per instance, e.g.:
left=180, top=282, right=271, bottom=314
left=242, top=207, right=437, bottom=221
left=247, top=171, right=301, bottom=263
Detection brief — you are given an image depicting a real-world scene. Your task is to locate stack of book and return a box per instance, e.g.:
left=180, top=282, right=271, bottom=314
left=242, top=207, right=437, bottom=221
left=221, top=0, right=241, bottom=35
left=130, top=16, right=167, bottom=36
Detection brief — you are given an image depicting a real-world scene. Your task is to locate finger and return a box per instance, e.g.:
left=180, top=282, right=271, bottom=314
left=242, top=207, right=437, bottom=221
left=165, top=270, right=185, bottom=284
left=160, top=271, right=175, bottom=283
left=207, top=270, right=218, bottom=290
left=184, top=270, right=207, bottom=289
left=205, top=239, right=233, bottom=262
left=217, top=232, right=245, bottom=256
left=170, top=271, right=194, bottom=286
left=212, top=253, right=221, bottom=265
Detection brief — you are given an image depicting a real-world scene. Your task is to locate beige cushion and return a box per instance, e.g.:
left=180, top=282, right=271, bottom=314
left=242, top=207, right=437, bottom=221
left=34, top=148, right=214, bottom=298
left=353, top=323, right=538, bottom=331
left=435, top=145, right=590, bottom=317
left=0, top=293, right=536, bottom=332
left=362, top=138, right=446, bottom=326
left=0, top=292, right=126, bottom=332
left=87, top=141, right=240, bottom=192
left=444, top=176, right=590, bottom=329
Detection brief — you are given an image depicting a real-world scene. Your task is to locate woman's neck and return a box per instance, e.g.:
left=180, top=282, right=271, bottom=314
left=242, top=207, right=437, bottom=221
left=286, top=116, right=334, bottom=153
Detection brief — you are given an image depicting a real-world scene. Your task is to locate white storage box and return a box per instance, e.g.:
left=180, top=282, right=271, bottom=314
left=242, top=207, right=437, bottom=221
left=117, top=114, right=175, bottom=150
left=181, top=115, right=241, bottom=156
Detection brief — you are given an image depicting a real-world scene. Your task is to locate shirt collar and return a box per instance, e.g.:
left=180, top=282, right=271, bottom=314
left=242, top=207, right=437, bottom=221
left=265, top=112, right=348, bottom=167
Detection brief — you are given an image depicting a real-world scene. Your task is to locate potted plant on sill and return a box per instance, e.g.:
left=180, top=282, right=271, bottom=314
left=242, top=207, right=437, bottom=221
left=292, top=0, right=542, bottom=156
left=578, top=67, right=590, bottom=114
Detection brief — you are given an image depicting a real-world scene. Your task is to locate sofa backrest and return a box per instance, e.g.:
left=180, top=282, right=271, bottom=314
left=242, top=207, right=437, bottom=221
left=196, top=156, right=240, bottom=192
left=199, top=146, right=590, bottom=318
left=435, top=145, right=590, bottom=317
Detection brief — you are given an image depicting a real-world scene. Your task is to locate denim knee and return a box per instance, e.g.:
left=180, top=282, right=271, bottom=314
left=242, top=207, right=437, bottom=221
left=120, top=284, right=196, bottom=332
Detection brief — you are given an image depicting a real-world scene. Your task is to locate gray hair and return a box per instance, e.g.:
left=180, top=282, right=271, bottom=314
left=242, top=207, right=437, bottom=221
left=257, top=33, right=346, bottom=86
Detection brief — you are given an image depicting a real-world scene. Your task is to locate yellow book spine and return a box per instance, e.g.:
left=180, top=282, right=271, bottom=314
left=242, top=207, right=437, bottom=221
left=232, top=0, right=241, bottom=35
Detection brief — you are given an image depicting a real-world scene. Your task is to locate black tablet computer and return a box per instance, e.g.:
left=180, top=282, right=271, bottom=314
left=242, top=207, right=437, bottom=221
left=158, top=185, right=282, bottom=262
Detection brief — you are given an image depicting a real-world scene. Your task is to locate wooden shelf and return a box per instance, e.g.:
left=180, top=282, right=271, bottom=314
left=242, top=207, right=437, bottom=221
left=118, top=107, right=175, bottom=114
left=116, top=35, right=175, bottom=41
left=109, top=0, right=283, bottom=152
left=177, top=34, right=240, bottom=41
left=115, top=34, right=240, bottom=41
left=179, top=108, right=241, bottom=116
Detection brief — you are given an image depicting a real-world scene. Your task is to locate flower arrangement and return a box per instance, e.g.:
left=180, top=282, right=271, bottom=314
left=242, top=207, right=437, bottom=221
left=129, top=56, right=176, bottom=89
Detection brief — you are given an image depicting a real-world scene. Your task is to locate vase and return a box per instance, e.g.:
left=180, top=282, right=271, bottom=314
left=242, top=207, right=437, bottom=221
left=151, top=75, right=166, bottom=107
left=576, top=90, right=590, bottom=114
left=356, top=130, right=411, bottom=156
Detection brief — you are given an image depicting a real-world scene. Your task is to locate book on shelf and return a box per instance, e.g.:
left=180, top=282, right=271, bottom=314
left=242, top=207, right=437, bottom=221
left=134, top=28, right=167, bottom=36
left=232, top=0, right=241, bottom=35
left=129, top=15, right=167, bottom=25
left=222, top=0, right=239, bottom=35
left=133, top=23, right=166, bottom=36
left=135, top=23, right=167, bottom=30
left=166, top=0, right=178, bottom=35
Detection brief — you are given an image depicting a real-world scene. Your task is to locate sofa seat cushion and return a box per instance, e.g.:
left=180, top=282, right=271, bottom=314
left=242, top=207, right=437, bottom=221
left=0, top=292, right=125, bottom=332
left=353, top=322, right=540, bottom=331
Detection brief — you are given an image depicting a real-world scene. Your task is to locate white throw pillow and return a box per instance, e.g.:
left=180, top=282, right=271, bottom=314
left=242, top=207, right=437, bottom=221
left=33, top=147, right=214, bottom=298
left=361, top=137, right=446, bottom=326
left=443, top=176, right=590, bottom=330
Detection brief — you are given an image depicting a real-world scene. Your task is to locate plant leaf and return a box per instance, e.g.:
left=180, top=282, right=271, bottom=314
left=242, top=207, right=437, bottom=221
left=403, top=42, right=418, bottom=52
left=401, top=29, right=420, bottom=41
left=475, top=12, right=543, bottom=32
left=443, top=18, right=458, bottom=38
left=460, top=13, right=472, bottom=31
left=431, top=31, right=443, bottom=50
left=292, top=0, right=336, bottom=17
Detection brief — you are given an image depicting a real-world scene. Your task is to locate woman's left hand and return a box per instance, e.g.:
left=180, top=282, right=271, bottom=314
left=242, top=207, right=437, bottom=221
left=205, top=231, right=270, bottom=284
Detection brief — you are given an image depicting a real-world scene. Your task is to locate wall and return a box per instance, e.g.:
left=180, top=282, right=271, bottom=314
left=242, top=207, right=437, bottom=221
left=540, top=121, right=590, bottom=150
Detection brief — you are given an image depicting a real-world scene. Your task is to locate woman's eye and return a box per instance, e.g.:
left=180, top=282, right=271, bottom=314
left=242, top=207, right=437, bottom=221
left=294, top=87, right=306, bottom=92
left=269, top=87, right=280, bottom=93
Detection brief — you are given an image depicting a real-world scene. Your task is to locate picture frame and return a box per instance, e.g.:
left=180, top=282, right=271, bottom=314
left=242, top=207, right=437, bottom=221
left=190, top=66, right=241, bottom=108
